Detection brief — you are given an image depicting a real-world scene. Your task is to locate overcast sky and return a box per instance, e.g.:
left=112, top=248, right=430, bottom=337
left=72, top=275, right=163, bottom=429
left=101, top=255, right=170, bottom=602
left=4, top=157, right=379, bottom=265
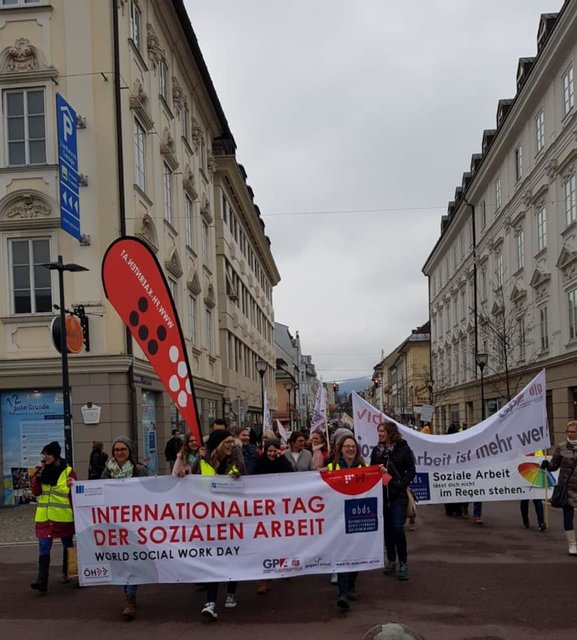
left=185, top=0, right=563, bottom=383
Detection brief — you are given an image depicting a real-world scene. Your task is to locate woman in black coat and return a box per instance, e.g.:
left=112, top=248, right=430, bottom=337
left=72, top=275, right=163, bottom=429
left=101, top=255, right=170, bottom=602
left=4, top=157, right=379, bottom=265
left=370, top=421, right=415, bottom=581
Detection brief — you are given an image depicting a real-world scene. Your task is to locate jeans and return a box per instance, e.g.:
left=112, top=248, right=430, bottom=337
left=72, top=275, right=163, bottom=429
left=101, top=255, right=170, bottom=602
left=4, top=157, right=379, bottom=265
left=383, top=501, right=408, bottom=564
left=336, top=571, right=357, bottom=598
left=520, top=499, right=544, bottom=526
left=38, top=535, right=73, bottom=557
left=206, top=581, right=237, bottom=603
left=562, top=505, right=575, bottom=531
left=124, top=584, right=138, bottom=596
left=473, top=502, right=483, bottom=518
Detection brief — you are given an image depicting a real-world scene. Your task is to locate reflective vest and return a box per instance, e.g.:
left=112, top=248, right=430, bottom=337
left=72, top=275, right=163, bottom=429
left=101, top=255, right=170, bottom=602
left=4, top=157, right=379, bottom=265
left=327, top=462, right=364, bottom=471
left=35, top=466, right=73, bottom=523
left=199, top=459, right=240, bottom=476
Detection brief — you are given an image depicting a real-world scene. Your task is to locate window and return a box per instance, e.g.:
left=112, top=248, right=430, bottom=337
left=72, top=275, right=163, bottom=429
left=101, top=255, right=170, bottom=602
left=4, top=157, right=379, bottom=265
left=182, top=101, right=190, bottom=141
left=460, top=289, right=466, bottom=321
left=569, top=288, right=577, bottom=341
left=535, top=109, right=545, bottom=152
left=10, top=238, right=51, bottom=314
left=536, top=206, right=547, bottom=251
left=159, top=59, right=169, bottom=102
left=4, top=88, right=46, bottom=166
left=185, top=195, right=193, bottom=247
left=515, top=230, right=524, bottom=270
left=205, top=308, right=213, bottom=353
left=1, top=0, right=41, bottom=5
left=133, top=119, right=146, bottom=190
left=562, top=63, right=574, bottom=117
left=496, top=252, right=504, bottom=288
left=202, top=220, right=210, bottom=263
left=514, top=145, right=523, bottom=182
left=480, top=266, right=487, bottom=301
left=564, top=174, right=576, bottom=227
left=188, top=295, right=197, bottom=346
left=495, top=177, right=502, bottom=211
left=539, top=306, right=549, bottom=351
left=480, top=201, right=486, bottom=230
left=130, top=1, right=142, bottom=50
left=517, top=317, right=526, bottom=361
left=163, top=162, right=173, bottom=223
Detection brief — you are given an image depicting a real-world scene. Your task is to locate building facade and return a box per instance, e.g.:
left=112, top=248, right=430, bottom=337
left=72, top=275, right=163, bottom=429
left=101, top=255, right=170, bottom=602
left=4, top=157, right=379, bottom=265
left=423, top=4, right=577, bottom=440
left=0, top=0, right=278, bottom=501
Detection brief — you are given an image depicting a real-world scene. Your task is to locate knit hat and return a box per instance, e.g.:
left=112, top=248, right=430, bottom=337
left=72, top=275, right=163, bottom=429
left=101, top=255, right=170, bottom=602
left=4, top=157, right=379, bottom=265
left=112, top=435, right=135, bottom=458
left=41, top=441, right=61, bottom=458
left=332, top=427, right=354, bottom=446
left=264, top=437, right=281, bottom=451
left=206, top=429, right=232, bottom=452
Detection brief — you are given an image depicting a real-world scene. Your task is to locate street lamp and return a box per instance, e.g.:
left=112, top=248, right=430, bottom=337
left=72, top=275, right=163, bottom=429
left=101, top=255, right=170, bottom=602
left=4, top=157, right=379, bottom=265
left=255, top=358, right=267, bottom=434
left=43, top=255, right=89, bottom=465
left=284, top=381, right=293, bottom=431
left=475, top=352, right=489, bottom=421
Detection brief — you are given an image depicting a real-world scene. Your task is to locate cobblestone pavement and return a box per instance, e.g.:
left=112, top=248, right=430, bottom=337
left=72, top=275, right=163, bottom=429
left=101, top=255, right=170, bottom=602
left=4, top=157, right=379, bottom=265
left=0, top=504, right=36, bottom=545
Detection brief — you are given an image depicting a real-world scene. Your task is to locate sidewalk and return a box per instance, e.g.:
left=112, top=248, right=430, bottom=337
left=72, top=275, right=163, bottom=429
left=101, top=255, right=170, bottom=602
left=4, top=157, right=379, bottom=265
left=0, top=504, right=36, bottom=545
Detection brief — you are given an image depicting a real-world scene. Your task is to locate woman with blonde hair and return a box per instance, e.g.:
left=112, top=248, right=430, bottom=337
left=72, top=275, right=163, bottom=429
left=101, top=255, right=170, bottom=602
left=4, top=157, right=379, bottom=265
left=172, top=432, right=201, bottom=476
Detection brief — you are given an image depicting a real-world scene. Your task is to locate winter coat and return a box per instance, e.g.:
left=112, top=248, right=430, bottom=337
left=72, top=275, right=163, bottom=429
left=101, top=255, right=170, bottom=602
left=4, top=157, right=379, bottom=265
left=242, top=443, right=260, bottom=475
left=284, top=448, right=315, bottom=471
left=31, top=464, right=77, bottom=539
left=370, top=439, right=416, bottom=505
left=548, top=442, right=577, bottom=508
left=88, top=450, right=108, bottom=480
left=164, top=436, right=182, bottom=462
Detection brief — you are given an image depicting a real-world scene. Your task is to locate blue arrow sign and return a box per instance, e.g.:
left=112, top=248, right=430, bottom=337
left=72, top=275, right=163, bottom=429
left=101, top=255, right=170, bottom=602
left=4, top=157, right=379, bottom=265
left=56, top=94, right=80, bottom=239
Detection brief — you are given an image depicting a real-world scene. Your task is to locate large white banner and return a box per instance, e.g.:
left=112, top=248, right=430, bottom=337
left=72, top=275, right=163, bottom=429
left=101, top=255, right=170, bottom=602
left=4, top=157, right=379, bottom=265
left=72, top=469, right=383, bottom=586
left=353, top=370, right=549, bottom=472
left=310, top=381, right=327, bottom=433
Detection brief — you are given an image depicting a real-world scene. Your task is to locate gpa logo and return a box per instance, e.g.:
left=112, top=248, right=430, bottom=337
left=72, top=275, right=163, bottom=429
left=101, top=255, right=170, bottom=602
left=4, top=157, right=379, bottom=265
left=498, top=392, right=525, bottom=419
left=262, top=557, right=302, bottom=572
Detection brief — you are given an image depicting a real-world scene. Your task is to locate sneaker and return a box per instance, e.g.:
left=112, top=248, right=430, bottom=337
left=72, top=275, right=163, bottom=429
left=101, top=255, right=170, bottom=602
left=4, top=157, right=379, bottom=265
left=522, top=522, right=530, bottom=529
left=336, top=596, right=350, bottom=610
left=538, top=523, right=547, bottom=532
left=330, top=572, right=338, bottom=585
left=383, top=560, right=397, bottom=575
left=201, top=602, right=218, bottom=619
left=474, top=517, right=483, bottom=525
left=224, top=593, right=237, bottom=608
left=398, top=562, right=409, bottom=581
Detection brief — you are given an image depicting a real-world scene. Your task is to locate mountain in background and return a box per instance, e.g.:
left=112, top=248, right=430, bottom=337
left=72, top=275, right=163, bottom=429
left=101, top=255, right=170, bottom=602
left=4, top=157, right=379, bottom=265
left=337, top=377, right=372, bottom=395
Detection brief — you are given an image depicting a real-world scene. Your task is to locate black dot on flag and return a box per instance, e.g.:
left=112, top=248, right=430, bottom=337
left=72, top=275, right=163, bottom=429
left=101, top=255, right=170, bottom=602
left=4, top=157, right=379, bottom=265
left=138, top=297, right=148, bottom=312
left=148, top=340, right=158, bottom=355
left=129, top=311, right=139, bottom=326
left=157, top=325, right=167, bottom=341
left=138, top=325, right=149, bottom=340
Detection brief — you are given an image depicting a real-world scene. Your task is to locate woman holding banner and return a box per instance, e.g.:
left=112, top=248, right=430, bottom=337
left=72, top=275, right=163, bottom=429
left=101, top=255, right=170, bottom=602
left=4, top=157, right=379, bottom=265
left=324, top=434, right=366, bottom=609
left=285, top=431, right=315, bottom=471
left=370, top=421, right=416, bottom=581
left=197, top=430, right=244, bottom=619
left=101, top=436, right=149, bottom=620
left=541, top=420, right=577, bottom=554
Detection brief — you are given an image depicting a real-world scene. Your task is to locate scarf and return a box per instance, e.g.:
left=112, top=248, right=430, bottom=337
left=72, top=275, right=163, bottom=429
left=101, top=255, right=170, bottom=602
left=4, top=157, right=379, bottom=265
left=38, top=458, right=67, bottom=486
left=106, top=458, right=134, bottom=479
left=185, top=452, right=200, bottom=469
left=567, top=439, right=577, bottom=450
left=311, top=444, right=325, bottom=470
left=374, top=442, right=396, bottom=456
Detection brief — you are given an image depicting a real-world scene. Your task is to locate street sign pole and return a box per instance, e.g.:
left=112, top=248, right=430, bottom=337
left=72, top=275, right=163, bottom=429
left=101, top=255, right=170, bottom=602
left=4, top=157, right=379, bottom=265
left=56, top=94, right=80, bottom=239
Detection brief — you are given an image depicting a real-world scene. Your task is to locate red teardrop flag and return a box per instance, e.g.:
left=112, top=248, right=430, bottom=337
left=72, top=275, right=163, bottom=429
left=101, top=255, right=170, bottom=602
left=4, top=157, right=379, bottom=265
left=102, top=236, right=201, bottom=442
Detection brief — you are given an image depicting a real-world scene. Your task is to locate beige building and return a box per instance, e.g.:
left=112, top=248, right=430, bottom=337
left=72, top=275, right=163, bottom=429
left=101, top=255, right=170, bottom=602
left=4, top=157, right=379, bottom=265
left=0, top=0, right=279, bottom=501
left=423, top=6, right=577, bottom=440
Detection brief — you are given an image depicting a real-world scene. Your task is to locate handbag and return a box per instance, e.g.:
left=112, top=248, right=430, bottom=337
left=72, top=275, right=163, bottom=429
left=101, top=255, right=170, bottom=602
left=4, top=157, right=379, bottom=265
left=550, top=458, right=577, bottom=509
left=406, top=488, right=418, bottom=518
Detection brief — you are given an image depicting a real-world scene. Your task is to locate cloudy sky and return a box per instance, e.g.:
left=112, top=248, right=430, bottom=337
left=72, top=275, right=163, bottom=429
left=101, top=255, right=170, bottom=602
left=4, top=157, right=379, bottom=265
left=185, top=0, right=563, bottom=383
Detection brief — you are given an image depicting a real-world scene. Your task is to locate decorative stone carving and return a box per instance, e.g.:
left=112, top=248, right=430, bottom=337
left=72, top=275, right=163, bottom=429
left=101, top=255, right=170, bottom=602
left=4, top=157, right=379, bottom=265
left=521, top=189, right=533, bottom=207
left=200, top=193, right=212, bottom=223
left=545, top=158, right=558, bottom=182
left=7, top=38, right=38, bottom=72
left=160, top=127, right=178, bottom=170
left=3, top=194, right=51, bottom=220
left=183, top=164, right=198, bottom=200
left=187, top=271, right=202, bottom=295
left=207, top=150, right=216, bottom=178
left=191, top=117, right=202, bottom=149
left=129, top=79, right=154, bottom=130
left=172, top=76, right=184, bottom=115
left=204, top=283, right=216, bottom=309
left=136, top=214, right=159, bottom=252
left=146, top=24, right=165, bottom=68
left=165, top=249, right=183, bottom=279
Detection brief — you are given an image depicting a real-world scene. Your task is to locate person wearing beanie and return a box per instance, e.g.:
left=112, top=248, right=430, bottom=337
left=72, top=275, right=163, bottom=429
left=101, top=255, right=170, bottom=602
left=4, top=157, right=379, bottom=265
left=102, top=435, right=148, bottom=620
left=30, top=441, right=77, bottom=595
left=194, top=429, right=243, bottom=620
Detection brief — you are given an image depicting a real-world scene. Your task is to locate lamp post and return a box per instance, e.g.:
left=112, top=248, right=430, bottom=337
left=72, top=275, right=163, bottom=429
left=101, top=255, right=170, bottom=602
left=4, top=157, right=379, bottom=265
left=284, top=381, right=293, bottom=431
left=43, top=256, right=89, bottom=465
left=255, top=358, right=267, bottom=435
left=475, top=352, right=488, bottom=421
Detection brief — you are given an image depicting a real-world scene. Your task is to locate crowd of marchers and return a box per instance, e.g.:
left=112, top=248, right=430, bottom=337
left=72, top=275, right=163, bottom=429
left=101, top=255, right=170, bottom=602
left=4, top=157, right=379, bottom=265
left=28, top=418, right=577, bottom=622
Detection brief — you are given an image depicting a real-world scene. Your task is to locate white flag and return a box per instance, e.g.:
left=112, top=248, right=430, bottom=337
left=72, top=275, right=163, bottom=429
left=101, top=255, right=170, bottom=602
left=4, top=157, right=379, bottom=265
left=263, top=389, right=273, bottom=432
left=310, top=382, right=326, bottom=433
left=276, top=419, right=289, bottom=444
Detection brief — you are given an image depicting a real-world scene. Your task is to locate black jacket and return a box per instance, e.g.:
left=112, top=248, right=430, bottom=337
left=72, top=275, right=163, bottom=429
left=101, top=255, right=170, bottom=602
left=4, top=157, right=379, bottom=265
left=370, top=439, right=416, bottom=504
left=164, top=437, right=182, bottom=462
left=88, top=450, right=108, bottom=480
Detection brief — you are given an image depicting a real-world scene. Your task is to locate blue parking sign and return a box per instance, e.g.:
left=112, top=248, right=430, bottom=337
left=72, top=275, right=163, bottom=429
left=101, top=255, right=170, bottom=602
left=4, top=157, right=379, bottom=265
left=56, top=94, right=80, bottom=239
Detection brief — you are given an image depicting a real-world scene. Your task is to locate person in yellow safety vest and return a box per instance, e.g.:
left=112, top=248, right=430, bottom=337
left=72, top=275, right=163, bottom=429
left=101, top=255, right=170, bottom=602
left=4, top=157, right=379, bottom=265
left=520, top=449, right=547, bottom=531
left=321, top=434, right=366, bottom=611
left=30, top=441, right=77, bottom=594
left=195, top=429, right=244, bottom=620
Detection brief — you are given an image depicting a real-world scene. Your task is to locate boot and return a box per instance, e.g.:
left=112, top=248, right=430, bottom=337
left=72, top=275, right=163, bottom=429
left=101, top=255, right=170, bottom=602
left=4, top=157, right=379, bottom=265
left=61, top=548, right=70, bottom=583
left=256, top=580, right=269, bottom=594
left=122, top=594, right=137, bottom=620
left=30, top=555, right=50, bottom=594
left=565, top=530, right=577, bottom=555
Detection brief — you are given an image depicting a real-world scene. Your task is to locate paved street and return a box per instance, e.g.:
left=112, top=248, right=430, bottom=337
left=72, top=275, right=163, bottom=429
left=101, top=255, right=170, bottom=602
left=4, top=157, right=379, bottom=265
left=0, top=501, right=574, bottom=640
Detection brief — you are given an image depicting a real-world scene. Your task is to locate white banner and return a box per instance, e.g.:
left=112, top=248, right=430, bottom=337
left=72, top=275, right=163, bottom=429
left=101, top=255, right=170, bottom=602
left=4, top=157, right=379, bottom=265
left=310, top=382, right=327, bottom=433
left=353, top=370, right=549, bottom=471
left=276, top=419, right=289, bottom=444
left=72, top=469, right=383, bottom=586
left=411, top=455, right=558, bottom=504
left=263, top=389, right=273, bottom=433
